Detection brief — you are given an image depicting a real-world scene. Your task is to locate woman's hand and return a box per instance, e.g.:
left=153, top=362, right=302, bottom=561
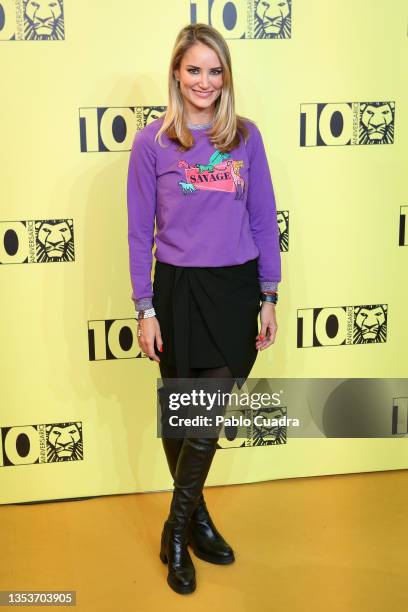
left=137, top=316, right=163, bottom=363
left=256, top=302, right=278, bottom=351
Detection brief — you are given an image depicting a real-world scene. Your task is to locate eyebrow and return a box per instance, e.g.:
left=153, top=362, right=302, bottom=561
left=186, top=64, right=222, bottom=69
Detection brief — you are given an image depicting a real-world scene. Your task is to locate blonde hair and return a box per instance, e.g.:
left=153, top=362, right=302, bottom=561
left=155, top=23, right=252, bottom=153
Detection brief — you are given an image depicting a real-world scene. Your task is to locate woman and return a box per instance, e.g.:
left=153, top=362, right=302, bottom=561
left=127, top=23, right=281, bottom=595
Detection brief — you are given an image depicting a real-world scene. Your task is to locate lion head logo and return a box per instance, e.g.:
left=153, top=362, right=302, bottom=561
left=24, top=0, right=65, bottom=40
left=46, top=422, right=83, bottom=461
left=144, top=106, right=166, bottom=127
left=354, top=305, right=387, bottom=343
left=255, top=0, right=291, bottom=39
left=251, top=408, right=287, bottom=446
left=360, top=102, right=395, bottom=145
left=35, top=219, right=74, bottom=262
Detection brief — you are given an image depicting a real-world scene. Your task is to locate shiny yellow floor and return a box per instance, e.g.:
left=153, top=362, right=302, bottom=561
left=1, top=470, right=408, bottom=611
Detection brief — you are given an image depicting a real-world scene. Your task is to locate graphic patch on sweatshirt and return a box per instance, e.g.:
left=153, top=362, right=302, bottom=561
left=177, top=148, right=245, bottom=200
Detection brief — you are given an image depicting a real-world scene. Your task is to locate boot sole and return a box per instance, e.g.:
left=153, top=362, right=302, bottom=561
left=159, top=552, right=196, bottom=594
left=189, top=546, right=235, bottom=565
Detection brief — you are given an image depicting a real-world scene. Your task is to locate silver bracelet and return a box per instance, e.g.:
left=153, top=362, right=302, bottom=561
left=136, top=307, right=156, bottom=320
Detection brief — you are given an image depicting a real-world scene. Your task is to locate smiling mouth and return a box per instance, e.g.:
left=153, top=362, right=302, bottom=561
left=193, top=90, right=213, bottom=96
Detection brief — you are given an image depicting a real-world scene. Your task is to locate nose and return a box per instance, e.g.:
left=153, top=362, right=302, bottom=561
left=198, top=73, right=210, bottom=89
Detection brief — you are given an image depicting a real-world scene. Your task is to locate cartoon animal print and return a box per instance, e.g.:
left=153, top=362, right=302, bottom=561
left=225, top=159, right=245, bottom=200
left=178, top=181, right=197, bottom=194
left=195, top=150, right=231, bottom=173
left=178, top=160, right=195, bottom=170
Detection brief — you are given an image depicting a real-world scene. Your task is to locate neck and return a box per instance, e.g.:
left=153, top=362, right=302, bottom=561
left=186, top=117, right=213, bottom=124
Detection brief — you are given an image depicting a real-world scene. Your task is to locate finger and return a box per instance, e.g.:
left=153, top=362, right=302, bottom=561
left=139, top=341, right=153, bottom=359
left=256, top=328, right=269, bottom=345
left=259, top=331, right=272, bottom=349
left=262, top=327, right=277, bottom=348
left=147, top=351, right=160, bottom=363
left=269, top=325, right=277, bottom=343
left=258, top=325, right=275, bottom=348
left=259, top=326, right=267, bottom=340
left=256, top=339, right=268, bottom=350
left=156, top=333, right=164, bottom=352
left=145, top=342, right=160, bottom=362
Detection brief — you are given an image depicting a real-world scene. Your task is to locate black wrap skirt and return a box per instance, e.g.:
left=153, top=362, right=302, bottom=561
left=152, top=256, right=261, bottom=388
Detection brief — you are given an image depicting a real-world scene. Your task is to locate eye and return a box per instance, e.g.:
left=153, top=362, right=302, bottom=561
left=187, top=68, right=222, bottom=75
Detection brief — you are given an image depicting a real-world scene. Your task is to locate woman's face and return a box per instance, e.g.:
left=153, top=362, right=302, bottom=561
left=174, top=41, right=224, bottom=118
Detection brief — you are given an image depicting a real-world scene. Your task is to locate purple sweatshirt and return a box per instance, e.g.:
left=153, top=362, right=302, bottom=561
left=127, top=116, right=281, bottom=311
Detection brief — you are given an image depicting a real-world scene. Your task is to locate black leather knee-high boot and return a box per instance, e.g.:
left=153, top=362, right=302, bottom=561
left=159, top=435, right=219, bottom=594
left=161, top=436, right=234, bottom=565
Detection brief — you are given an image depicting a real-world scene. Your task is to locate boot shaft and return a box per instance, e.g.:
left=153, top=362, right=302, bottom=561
left=167, top=436, right=218, bottom=529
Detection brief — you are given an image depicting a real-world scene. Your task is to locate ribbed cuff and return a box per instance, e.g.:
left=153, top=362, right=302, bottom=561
left=260, top=281, right=279, bottom=293
left=133, top=296, right=154, bottom=311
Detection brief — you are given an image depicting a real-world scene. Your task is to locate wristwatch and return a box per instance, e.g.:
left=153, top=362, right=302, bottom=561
left=260, top=292, right=278, bottom=305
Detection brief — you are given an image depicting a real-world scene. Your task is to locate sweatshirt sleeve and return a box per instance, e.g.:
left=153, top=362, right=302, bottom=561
left=246, top=122, right=281, bottom=293
left=126, top=128, right=157, bottom=311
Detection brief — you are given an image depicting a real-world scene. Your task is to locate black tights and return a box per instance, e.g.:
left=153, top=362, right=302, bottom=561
left=158, top=360, right=234, bottom=382
left=158, top=360, right=235, bottom=439
left=157, top=361, right=235, bottom=481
